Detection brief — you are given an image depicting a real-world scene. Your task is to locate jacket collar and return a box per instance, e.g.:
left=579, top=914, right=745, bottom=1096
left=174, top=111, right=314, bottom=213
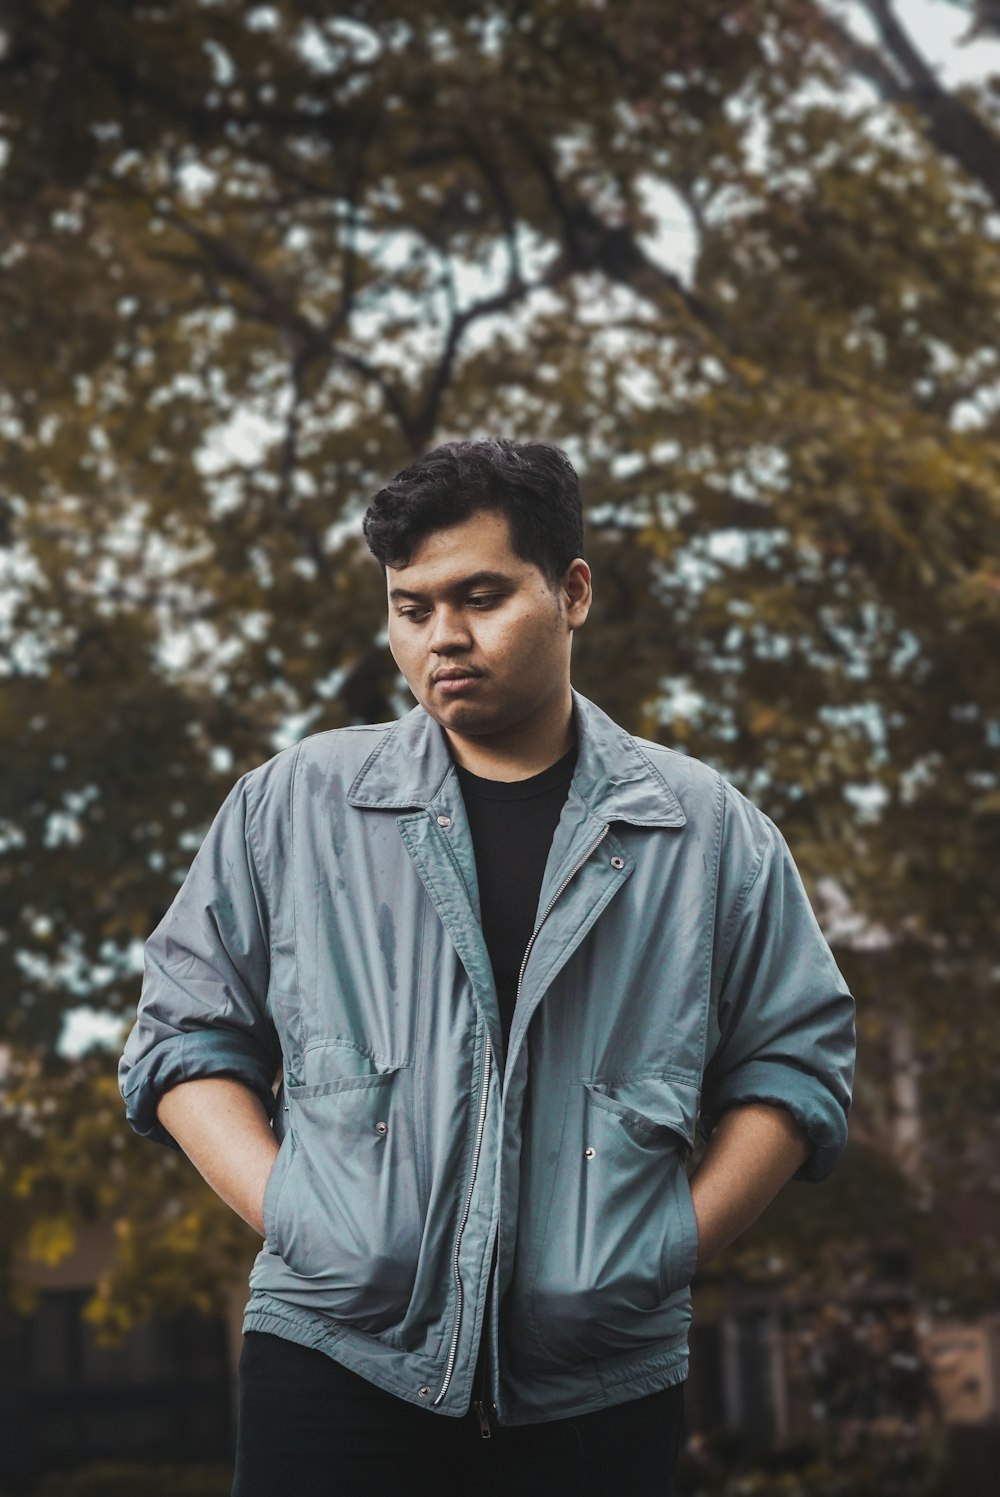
left=347, top=689, right=686, bottom=829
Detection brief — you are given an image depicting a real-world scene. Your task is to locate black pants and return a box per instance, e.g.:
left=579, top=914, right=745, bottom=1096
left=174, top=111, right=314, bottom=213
left=233, top=1331, right=684, bottom=1497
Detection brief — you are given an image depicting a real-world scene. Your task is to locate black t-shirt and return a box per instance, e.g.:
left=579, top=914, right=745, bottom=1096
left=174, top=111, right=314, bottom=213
left=454, top=744, right=577, bottom=1051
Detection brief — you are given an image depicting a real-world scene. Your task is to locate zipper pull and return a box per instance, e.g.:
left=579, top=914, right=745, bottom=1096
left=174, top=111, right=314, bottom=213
left=473, top=1399, right=492, bottom=1439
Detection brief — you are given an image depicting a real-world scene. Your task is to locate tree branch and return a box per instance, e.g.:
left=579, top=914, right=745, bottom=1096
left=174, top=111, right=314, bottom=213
left=818, top=0, right=1000, bottom=209
left=808, top=1, right=909, bottom=98
left=500, top=118, right=739, bottom=365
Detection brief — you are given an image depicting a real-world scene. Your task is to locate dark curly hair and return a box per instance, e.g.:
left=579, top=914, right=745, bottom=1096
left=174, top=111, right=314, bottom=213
left=362, top=437, right=584, bottom=587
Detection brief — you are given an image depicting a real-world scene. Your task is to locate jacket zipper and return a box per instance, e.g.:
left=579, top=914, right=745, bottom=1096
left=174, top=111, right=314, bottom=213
left=433, top=1042, right=493, bottom=1406
left=433, top=822, right=611, bottom=1413
left=485, top=822, right=612, bottom=1426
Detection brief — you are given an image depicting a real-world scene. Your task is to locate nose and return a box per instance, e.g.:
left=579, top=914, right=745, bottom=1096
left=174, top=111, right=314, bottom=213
left=428, top=604, right=472, bottom=656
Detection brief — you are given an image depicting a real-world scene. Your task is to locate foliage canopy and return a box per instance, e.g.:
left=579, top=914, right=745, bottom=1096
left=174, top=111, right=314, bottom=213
left=0, top=0, right=998, bottom=1329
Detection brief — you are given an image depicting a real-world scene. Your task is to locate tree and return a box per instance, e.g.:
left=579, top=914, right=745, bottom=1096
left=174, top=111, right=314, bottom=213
left=0, top=0, right=997, bottom=1330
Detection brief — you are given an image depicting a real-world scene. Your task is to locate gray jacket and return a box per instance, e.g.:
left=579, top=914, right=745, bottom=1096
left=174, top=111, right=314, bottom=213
left=119, top=691, right=855, bottom=1424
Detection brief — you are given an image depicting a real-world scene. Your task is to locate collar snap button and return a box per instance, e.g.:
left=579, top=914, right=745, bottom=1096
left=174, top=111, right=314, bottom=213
left=610, top=856, right=625, bottom=870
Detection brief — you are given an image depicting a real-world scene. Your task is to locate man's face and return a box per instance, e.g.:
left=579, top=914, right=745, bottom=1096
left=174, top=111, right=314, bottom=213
left=386, top=509, right=589, bottom=745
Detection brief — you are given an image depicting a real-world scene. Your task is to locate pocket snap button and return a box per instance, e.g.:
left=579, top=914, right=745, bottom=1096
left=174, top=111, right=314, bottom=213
left=610, top=856, right=624, bottom=870
left=436, top=814, right=452, bottom=828
left=375, top=1120, right=388, bottom=1135
left=584, top=1146, right=596, bottom=1159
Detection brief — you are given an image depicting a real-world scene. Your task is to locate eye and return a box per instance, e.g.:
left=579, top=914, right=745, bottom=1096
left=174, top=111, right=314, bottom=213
left=397, top=606, right=429, bottom=621
left=467, top=594, right=501, bottom=609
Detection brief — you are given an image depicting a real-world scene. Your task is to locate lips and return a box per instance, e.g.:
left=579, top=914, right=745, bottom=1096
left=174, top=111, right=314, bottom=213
left=433, top=670, right=482, bottom=694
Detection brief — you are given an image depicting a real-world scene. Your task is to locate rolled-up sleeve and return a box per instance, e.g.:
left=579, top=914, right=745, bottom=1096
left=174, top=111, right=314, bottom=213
left=701, top=800, right=856, bottom=1183
left=118, top=771, right=280, bottom=1149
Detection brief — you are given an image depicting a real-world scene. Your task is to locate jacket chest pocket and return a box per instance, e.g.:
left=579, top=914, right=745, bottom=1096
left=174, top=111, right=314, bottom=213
left=262, top=1064, right=426, bottom=1335
left=527, top=1071, right=701, bottom=1363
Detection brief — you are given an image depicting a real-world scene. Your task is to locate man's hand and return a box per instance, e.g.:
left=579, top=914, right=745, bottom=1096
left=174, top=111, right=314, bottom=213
left=688, top=1103, right=810, bottom=1269
left=156, top=1076, right=280, bottom=1237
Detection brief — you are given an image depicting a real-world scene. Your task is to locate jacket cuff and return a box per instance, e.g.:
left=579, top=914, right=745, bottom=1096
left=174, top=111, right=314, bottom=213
left=699, top=1058, right=849, bottom=1183
left=119, top=1030, right=277, bottom=1150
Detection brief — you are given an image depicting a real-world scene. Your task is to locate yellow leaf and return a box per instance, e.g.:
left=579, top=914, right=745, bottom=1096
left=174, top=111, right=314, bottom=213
left=27, top=1215, right=78, bottom=1267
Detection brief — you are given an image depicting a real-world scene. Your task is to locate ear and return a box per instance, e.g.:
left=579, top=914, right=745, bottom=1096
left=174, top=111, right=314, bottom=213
left=561, top=558, right=592, bottom=630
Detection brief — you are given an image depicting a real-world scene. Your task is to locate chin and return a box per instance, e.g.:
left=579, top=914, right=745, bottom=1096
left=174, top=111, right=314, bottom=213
left=432, top=701, right=502, bottom=736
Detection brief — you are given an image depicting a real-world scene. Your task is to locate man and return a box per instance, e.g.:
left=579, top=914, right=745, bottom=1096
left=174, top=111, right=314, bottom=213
left=119, top=438, right=855, bottom=1497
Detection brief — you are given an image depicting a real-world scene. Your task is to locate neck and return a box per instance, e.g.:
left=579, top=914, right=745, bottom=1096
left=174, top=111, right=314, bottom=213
left=444, top=689, right=576, bottom=782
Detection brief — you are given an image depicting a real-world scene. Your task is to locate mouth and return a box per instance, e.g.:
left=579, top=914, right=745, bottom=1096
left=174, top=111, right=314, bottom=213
left=432, top=670, right=482, bottom=696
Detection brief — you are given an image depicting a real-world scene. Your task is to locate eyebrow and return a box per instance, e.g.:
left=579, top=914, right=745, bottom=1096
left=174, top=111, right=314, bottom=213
left=388, top=570, right=515, bottom=603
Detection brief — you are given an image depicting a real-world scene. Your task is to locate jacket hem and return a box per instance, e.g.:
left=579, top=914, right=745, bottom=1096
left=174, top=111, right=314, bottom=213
left=496, top=1340, right=690, bottom=1426
left=241, top=1297, right=688, bottom=1426
left=241, top=1295, right=458, bottom=1415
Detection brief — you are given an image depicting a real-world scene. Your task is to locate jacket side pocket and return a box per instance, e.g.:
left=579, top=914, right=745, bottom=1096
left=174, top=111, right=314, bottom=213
left=262, top=1129, right=296, bottom=1253
left=266, top=1063, right=422, bottom=1336
left=528, top=1070, right=700, bottom=1363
